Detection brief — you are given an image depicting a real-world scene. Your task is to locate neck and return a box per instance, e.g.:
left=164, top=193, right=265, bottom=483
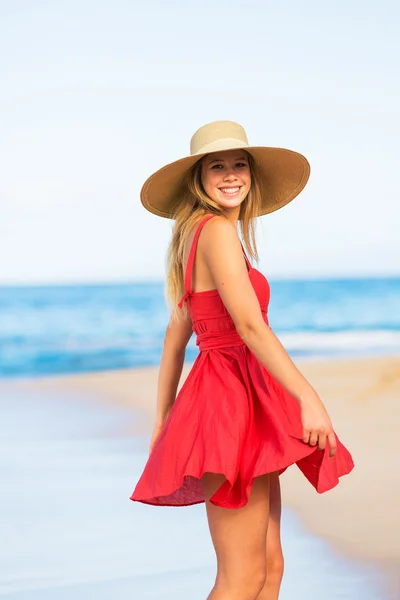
left=222, top=206, right=240, bottom=226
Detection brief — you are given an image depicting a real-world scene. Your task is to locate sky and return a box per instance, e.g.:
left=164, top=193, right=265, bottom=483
left=0, top=0, right=399, bottom=284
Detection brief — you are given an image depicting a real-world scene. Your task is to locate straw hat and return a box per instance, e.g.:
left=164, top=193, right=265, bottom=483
left=140, top=120, right=310, bottom=219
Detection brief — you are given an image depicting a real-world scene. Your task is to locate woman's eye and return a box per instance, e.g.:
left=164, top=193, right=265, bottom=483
left=211, top=164, right=223, bottom=169
left=236, top=162, right=248, bottom=168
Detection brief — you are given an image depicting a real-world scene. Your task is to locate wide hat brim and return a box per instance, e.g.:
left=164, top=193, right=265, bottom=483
left=140, top=143, right=310, bottom=219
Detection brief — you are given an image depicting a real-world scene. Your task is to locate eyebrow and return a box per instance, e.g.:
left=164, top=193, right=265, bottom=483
left=207, top=156, right=248, bottom=165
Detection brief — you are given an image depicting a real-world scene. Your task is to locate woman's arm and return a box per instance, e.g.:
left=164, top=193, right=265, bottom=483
left=200, top=216, right=337, bottom=456
left=155, top=310, right=193, bottom=424
left=149, top=308, right=193, bottom=453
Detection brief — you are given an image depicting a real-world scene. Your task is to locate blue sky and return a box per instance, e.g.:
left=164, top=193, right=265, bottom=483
left=1, top=0, right=399, bottom=283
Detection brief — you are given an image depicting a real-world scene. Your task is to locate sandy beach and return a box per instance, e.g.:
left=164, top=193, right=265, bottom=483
left=2, top=355, right=399, bottom=598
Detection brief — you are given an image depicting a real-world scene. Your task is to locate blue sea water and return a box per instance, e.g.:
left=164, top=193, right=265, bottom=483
left=0, top=277, right=399, bottom=379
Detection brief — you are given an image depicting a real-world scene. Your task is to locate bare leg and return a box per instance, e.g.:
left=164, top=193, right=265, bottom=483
left=201, top=473, right=271, bottom=600
left=256, top=471, right=284, bottom=599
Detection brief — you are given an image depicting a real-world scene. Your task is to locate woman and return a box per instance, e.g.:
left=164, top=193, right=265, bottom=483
left=131, top=120, right=354, bottom=600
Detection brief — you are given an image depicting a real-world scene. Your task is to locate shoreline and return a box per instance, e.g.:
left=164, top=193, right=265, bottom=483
left=2, top=355, right=399, bottom=597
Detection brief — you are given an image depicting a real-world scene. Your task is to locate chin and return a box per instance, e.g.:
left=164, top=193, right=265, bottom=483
left=215, top=195, right=247, bottom=210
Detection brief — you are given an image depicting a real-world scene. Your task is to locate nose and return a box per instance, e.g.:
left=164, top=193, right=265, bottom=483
left=223, top=167, right=237, bottom=181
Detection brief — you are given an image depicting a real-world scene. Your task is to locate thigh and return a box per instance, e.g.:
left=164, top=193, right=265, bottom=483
left=266, top=471, right=283, bottom=559
left=201, top=473, right=271, bottom=576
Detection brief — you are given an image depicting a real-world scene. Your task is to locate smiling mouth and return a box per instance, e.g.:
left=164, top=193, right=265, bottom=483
left=219, top=186, right=241, bottom=196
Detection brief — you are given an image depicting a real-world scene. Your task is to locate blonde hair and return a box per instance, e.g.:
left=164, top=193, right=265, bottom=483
left=165, top=152, right=263, bottom=319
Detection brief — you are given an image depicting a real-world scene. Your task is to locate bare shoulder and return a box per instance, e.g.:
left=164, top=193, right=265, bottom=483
left=200, top=215, right=239, bottom=249
left=194, top=215, right=262, bottom=330
left=198, top=215, right=245, bottom=276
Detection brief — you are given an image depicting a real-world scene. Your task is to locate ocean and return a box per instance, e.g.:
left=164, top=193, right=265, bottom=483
left=0, top=277, right=399, bottom=380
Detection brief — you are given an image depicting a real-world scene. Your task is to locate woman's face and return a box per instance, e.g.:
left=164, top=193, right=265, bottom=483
left=200, top=150, right=251, bottom=213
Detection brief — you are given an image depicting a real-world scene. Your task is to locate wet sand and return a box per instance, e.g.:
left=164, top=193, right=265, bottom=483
left=1, top=355, right=399, bottom=598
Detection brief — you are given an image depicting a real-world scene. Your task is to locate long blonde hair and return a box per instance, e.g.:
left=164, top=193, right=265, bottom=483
left=165, top=152, right=263, bottom=318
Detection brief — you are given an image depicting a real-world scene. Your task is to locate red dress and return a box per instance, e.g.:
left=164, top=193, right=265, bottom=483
left=130, top=215, right=354, bottom=509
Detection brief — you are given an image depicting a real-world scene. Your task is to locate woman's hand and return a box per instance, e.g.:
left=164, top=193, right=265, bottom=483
left=300, top=394, right=337, bottom=458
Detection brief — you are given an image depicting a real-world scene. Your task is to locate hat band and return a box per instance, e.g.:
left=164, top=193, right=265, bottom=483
left=193, top=138, right=249, bottom=156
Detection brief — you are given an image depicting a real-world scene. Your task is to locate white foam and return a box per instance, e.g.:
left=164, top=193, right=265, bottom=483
left=279, top=329, right=400, bottom=353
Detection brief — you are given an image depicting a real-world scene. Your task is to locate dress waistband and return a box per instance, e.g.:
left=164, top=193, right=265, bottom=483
left=196, top=330, right=245, bottom=351
left=195, top=313, right=269, bottom=351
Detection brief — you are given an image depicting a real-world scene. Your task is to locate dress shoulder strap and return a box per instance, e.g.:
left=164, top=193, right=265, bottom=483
left=240, top=242, right=252, bottom=271
left=184, top=214, right=216, bottom=293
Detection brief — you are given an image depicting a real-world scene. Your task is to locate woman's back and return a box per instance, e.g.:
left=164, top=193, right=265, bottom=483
left=179, top=215, right=271, bottom=345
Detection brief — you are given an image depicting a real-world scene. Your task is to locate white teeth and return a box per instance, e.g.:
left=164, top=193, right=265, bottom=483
left=220, top=187, right=240, bottom=194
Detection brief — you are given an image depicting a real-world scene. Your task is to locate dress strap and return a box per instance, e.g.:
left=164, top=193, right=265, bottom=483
left=184, top=214, right=216, bottom=293
left=240, top=242, right=252, bottom=272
